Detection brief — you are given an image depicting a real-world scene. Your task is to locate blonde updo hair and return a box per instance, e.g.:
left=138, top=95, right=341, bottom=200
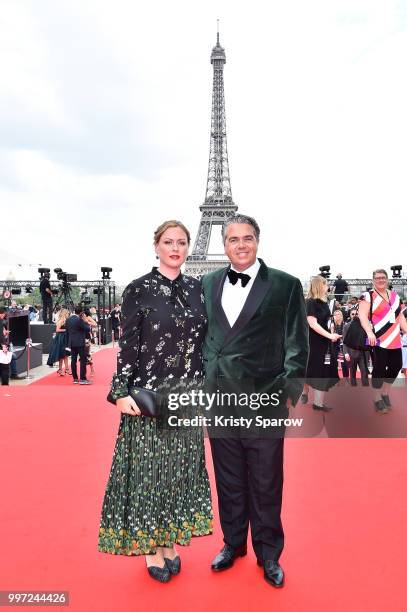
left=153, top=220, right=191, bottom=245
left=307, top=275, right=328, bottom=301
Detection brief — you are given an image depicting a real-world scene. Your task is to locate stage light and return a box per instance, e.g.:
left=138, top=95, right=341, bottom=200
left=93, top=288, right=103, bottom=295
left=11, top=288, right=22, bottom=295
left=391, top=265, right=402, bottom=279
left=25, top=285, right=33, bottom=294
left=101, top=267, right=112, bottom=280
left=319, top=265, right=331, bottom=279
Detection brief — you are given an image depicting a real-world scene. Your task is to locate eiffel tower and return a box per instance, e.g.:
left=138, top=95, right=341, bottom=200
left=185, top=27, right=238, bottom=278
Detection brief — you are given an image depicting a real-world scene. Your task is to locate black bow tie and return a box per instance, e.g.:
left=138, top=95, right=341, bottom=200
left=227, top=269, right=251, bottom=288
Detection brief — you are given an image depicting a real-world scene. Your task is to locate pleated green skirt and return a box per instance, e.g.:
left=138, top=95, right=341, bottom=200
left=98, top=415, right=213, bottom=555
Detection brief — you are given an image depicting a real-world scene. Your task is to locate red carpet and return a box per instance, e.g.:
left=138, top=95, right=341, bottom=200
left=1, top=348, right=407, bottom=611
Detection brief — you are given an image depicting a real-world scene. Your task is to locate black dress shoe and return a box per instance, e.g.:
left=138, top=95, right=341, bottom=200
left=211, top=544, right=247, bottom=571
left=381, top=394, right=392, bottom=408
left=146, top=563, right=171, bottom=583
left=164, top=555, right=181, bottom=575
left=312, top=403, right=332, bottom=412
left=258, top=559, right=285, bottom=588
left=10, top=374, right=25, bottom=380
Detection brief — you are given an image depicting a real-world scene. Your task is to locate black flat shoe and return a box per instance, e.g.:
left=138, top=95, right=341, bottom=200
left=374, top=399, right=388, bottom=414
left=258, top=559, right=285, bottom=588
left=146, top=563, right=171, bottom=583
left=300, top=393, right=308, bottom=404
left=211, top=544, right=247, bottom=571
left=164, top=555, right=181, bottom=575
left=381, top=394, right=392, bottom=408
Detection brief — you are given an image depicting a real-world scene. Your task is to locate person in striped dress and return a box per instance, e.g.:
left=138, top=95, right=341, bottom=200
left=359, top=269, right=407, bottom=413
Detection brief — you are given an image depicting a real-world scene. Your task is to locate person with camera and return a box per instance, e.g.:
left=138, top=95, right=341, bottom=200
left=359, top=269, right=407, bottom=413
left=39, top=273, right=53, bottom=324
left=65, top=306, right=94, bottom=385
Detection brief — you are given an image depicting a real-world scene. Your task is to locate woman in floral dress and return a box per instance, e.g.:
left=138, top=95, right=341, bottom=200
left=98, top=220, right=213, bottom=582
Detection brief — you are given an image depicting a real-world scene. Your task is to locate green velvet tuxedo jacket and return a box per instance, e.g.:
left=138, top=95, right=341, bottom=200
left=202, top=259, right=309, bottom=405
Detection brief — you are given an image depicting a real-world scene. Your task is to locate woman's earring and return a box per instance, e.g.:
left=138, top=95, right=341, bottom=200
left=155, top=254, right=159, bottom=260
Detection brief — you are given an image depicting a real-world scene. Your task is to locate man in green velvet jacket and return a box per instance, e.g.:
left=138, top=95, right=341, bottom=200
left=202, top=214, right=309, bottom=588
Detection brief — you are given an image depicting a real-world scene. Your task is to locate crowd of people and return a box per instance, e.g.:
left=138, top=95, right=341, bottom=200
left=301, top=271, right=407, bottom=413
left=2, top=215, right=407, bottom=589
left=0, top=301, right=121, bottom=385
left=97, top=215, right=407, bottom=589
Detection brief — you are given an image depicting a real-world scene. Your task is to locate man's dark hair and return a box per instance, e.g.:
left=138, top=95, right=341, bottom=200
left=222, top=214, right=260, bottom=243
left=74, top=305, right=83, bottom=315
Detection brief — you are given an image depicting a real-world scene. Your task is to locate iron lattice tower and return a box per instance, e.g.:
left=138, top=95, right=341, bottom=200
left=185, top=29, right=238, bottom=278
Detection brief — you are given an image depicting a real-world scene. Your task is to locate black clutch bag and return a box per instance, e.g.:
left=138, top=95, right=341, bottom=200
left=343, top=318, right=369, bottom=351
left=107, top=386, right=160, bottom=418
left=343, top=291, right=373, bottom=351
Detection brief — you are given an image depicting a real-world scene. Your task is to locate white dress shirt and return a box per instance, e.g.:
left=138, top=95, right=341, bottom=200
left=221, top=259, right=261, bottom=327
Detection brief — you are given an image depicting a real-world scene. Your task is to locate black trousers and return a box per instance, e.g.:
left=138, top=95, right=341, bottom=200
left=42, top=298, right=53, bottom=324
left=371, top=347, right=402, bottom=389
left=349, top=353, right=369, bottom=386
left=0, top=363, right=9, bottom=385
left=210, top=436, right=284, bottom=562
left=70, top=346, right=86, bottom=381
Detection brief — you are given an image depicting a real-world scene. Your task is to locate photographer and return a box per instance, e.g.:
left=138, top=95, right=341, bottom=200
left=65, top=306, right=94, bottom=385
left=39, top=273, right=53, bottom=324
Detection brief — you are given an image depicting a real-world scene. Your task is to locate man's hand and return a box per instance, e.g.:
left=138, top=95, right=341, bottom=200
left=2, top=344, right=8, bottom=353
left=345, top=353, right=351, bottom=362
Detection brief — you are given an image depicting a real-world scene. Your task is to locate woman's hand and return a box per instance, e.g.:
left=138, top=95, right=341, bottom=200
left=330, top=332, right=342, bottom=342
left=367, top=331, right=376, bottom=347
left=116, top=396, right=141, bottom=416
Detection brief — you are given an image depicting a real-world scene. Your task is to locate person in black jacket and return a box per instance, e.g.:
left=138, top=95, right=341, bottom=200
left=109, top=304, right=121, bottom=341
left=65, top=306, right=92, bottom=384
left=39, top=273, right=53, bottom=324
left=333, top=274, right=349, bottom=304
